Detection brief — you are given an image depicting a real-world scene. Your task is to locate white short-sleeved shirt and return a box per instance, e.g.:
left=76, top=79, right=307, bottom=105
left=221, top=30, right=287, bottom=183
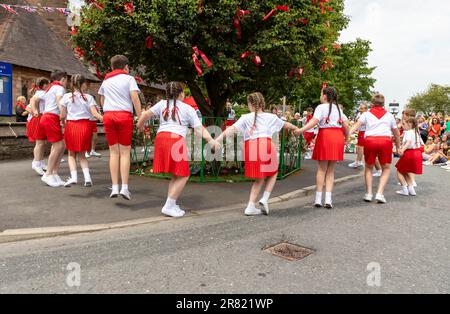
left=313, top=103, right=348, bottom=129
left=150, top=100, right=202, bottom=138
left=43, top=84, right=65, bottom=115
left=233, top=112, right=285, bottom=141
left=403, top=130, right=421, bottom=149
left=61, top=92, right=97, bottom=121
left=358, top=111, right=397, bottom=137
left=34, top=90, right=46, bottom=114
left=356, top=112, right=366, bottom=132
left=98, top=74, right=140, bottom=113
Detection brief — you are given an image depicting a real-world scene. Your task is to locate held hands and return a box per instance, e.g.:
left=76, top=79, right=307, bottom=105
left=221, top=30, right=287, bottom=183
left=293, top=127, right=303, bottom=137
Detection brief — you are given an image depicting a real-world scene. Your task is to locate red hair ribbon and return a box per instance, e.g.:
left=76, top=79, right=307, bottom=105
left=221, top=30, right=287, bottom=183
left=145, top=36, right=154, bottom=49
left=192, top=46, right=213, bottom=76
left=124, top=2, right=135, bottom=15
left=240, top=52, right=261, bottom=66
left=233, top=9, right=250, bottom=40
left=262, top=5, right=289, bottom=22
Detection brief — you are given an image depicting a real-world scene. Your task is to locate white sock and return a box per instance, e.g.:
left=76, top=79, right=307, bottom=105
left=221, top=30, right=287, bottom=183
left=82, top=168, right=91, bottom=182
left=32, top=160, right=40, bottom=168
left=121, top=184, right=129, bottom=192
left=112, top=184, right=119, bottom=193
left=260, top=191, right=271, bottom=203
left=40, top=160, right=46, bottom=166
left=315, top=192, right=323, bottom=204
left=325, top=192, right=332, bottom=205
left=165, top=197, right=177, bottom=208
left=70, top=171, right=78, bottom=181
left=247, top=202, right=256, bottom=209
left=401, top=186, right=408, bottom=193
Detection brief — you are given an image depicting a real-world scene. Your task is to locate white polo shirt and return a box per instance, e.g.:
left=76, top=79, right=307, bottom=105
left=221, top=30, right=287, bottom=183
left=356, top=112, right=366, bottom=132
left=358, top=111, right=397, bottom=137
left=234, top=112, right=285, bottom=141
left=313, top=103, right=348, bottom=129
left=61, top=92, right=97, bottom=121
left=43, top=85, right=65, bottom=115
left=98, top=74, right=140, bottom=113
left=403, top=130, right=421, bottom=149
left=150, top=100, right=202, bottom=138
left=33, top=90, right=46, bottom=113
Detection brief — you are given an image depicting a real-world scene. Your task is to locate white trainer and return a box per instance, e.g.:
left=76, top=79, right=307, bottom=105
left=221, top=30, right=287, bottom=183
left=64, top=177, right=77, bottom=187
left=412, top=181, right=418, bottom=188
left=85, top=152, right=91, bottom=158
left=32, top=166, right=45, bottom=176
left=244, top=207, right=263, bottom=216
left=84, top=181, right=93, bottom=187
left=41, top=175, right=60, bottom=188
left=375, top=194, right=387, bottom=204
left=90, top=151, right=102, bottom=157
left=408, top=186, right=417, bottom=196
left=348, top=161, right=359, bottom=168
left=120, top=189, right=131, bottom=200
left=396, top=190, right=409, bottom=196
left=53, top=175, right=65, bottom=187
left=40, top=162, right=47, bottom=171
left=110, top=190, right=119, bottom=198
left=373, top=170, right=382, bottom=177
left=162, top=206, right=185, bottom=218
left=259, top=200, right=269, bottom=215
left=364, top=194, right=373, bottom=202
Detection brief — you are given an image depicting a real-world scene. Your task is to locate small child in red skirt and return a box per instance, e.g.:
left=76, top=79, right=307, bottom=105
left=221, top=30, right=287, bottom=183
left=215, top=92, right=301, bottom=216
left=396, top=117, right=423, bottom=196
left=61, top=75, right=103, bottom=187
left=137, top=82, right=216, bottom=218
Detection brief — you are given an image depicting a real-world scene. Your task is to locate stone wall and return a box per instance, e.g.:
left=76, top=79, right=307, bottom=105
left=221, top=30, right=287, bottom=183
left=0, top=122, right=109, bottom=161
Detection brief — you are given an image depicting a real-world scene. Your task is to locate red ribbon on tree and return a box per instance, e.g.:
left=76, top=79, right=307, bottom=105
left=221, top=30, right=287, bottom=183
left=124, top=2, right=135, bottom=15
left=145, top=36, right=154, bottom=49
left=70, top=26, right=78, bottom=36
left=233, top=9, right=250, bottom=40
left=262, top=5, right=289, bottom=21
left=332, top=43, right=342, bottom=50
left=74, top=47, right=85, bottom=58
left=322, top=82, right=327, bottom=89
left=192, top=46, right=213, bottom=76
left=87, top=0, right=104, bottom=10
left=240, top=52, right=261, bottom=66
left=288, top=67, right=304, bottom=78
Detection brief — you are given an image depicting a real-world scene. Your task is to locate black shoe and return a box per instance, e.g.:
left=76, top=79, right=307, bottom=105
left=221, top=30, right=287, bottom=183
left=314, top=203, right=323, bottom=208
left=324, top=204, right=333, bottom=209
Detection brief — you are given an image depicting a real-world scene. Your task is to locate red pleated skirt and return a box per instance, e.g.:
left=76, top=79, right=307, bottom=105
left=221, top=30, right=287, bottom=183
left=396, top=149, right=423, bottom=175
left=153, top=132, right=190, bottom=177
left=26, top=116, right=41, bottom=142
left=64, top=119, right=92, bottom=152
left=303, top=132, right=315, bottom=145
left=357, top=131, right=366, bottom=147
left=312, top=128, right=345, bottom=161
left=244, top=138, right=279, bottom=179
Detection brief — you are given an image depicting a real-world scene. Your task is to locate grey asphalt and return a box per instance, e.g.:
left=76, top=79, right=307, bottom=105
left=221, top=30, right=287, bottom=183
left=0, top=151, right=357, bottom=230
left=0, top=162, right=448, bottom=293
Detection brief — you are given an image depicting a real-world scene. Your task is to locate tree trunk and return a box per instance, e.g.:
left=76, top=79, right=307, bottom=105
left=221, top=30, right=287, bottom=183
left=205, top=73, right=228, bottom=117
left=186, top=80, right=213, bottom=117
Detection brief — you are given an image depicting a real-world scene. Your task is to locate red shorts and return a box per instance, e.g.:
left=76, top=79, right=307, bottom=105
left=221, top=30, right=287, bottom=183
left=357, top=131, right=365, bottom=147
left=64, top=119, right=92, bottom=152
left=153, top=132, right=190, bottom=177
left=26, top=116, right=43, bottom=142
left=90, top=120, right=98, bottom=133
left=396, top=149, right=423, bottom=175
left=312, top=128, right=345, bottom=161
left=303, top=132, right=315, bottom=145
left=39, top=113, right=64, bottom=143
left=244, top=138, right=278, bottom=179
left=103, top=111, right=133, bottom=146
left=364, top=136, right=393, bottom=165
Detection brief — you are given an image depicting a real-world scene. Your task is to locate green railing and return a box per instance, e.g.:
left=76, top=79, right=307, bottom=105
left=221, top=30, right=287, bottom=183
left=131, top=117, right=302, bottom=182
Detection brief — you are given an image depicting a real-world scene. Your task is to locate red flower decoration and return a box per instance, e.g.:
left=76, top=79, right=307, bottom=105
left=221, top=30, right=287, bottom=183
left=124, top=2, right=135, bottom=15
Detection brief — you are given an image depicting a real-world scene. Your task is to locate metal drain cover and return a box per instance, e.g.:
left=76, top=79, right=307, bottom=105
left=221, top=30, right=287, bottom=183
left=264, top=242, right=314, bottom=261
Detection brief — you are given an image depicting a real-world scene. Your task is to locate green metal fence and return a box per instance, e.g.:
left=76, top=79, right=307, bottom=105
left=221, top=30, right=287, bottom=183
left=131, top=117, right=302, bottom=182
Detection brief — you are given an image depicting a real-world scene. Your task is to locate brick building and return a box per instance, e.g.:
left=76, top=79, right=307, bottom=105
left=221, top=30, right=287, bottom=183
left=0, top=0, right=165, bottom=121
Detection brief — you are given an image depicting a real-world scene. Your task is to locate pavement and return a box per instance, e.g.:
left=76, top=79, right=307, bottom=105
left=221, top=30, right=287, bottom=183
left=0, top=151, right=359, bottom=231
left=0, top=162, right=448, bottom=293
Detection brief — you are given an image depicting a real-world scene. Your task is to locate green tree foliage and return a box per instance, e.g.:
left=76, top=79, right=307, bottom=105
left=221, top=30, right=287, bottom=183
left=408, top=84, right=450, bottom=115
left=72, top=0, right=374, bottom=115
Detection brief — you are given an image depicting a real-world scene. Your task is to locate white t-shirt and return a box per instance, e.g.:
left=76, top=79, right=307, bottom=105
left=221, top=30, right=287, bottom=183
left=61, top=92, right=97, bottom=121
left=356, top=112, right=366, bottom=132
left=234, top=112, right=285, bottom=141
left=43, top=85, right=65, bottom=115
left=403, top=130, right=421, bottom=149
left=34, top=90, right=46, bottom=114
left=358, top=111, right=397, bottom=137
left=150, top=100, right=202, bottom=138
left=98, top=74, right=140, bottom=113
left=302, top=115, right=316, bottom=133
left=313, top=103, right=348, bottom=129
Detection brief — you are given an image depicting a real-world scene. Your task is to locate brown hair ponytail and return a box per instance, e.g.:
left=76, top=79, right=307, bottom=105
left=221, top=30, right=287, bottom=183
left=164, top=82, right=184, bottom=123
left=247, top=92, right=266, bottom=131
left=323, top=86, right=341, bottom=124
left=71, top=74, right=87, bottom=102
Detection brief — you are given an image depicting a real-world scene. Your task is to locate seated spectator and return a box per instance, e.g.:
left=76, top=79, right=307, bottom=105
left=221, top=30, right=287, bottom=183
left=15, top=96, right=28, bottom=122
left=428, top=118, right=441, bottom=138
left=423, top=137, right=448, bottom=166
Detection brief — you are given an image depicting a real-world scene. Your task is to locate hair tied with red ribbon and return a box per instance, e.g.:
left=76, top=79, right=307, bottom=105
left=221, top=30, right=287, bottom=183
left=192, top=46, right=213, bottom=76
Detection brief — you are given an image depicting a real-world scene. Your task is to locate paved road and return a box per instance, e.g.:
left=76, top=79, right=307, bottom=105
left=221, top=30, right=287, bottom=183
left=0, top=163, right=449, bottom=293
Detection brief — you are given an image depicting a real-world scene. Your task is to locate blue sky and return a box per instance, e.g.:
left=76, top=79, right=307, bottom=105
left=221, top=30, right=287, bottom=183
left=340, top=0, right=450, bottom=108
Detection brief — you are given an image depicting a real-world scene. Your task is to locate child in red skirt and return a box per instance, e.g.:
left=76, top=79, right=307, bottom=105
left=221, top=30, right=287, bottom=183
left=298, top=87, right=349, bottom=209
left=137, top=82, right=216, bottom=218
left=396, top=117, right=422, bottom=196
left=302, top=107, right=316, bottom=146
left=27, top=77, right=50, bottom=175
left=61, top=74, right=103, bottom=187
left=215, top=92, right=301, bottom=216
left=98, top=55, right=142, bottom=200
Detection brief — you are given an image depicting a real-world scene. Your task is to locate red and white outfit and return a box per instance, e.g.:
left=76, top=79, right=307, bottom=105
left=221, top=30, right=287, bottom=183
left=396, top=130, right=423, bottom=175
left=358, top=107, right=397, bottom=165
left=356, top=112, right=366, bottom=147
left=234, top=113, right=285, bottom=179
left=150, top=100, right=202, bottom=177
left=98, top=70, right=140, bottom=146
left=302, top=114, right=316, bottom=145
left=62, top=92, right=97, bottom=152
left=312, top=103, right=347, bottom=161
left=26, top=89, right=46, bottom=142
left=39, top=82, right=65, bottom=143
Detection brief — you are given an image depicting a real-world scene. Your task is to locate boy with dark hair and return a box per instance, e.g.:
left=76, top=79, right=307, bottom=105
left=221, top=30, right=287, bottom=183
left=98, top=55, right=142, bottom=200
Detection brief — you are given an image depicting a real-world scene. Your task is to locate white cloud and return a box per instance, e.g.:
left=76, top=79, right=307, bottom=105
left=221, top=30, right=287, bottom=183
left=340, top=0, right=450, bottom=109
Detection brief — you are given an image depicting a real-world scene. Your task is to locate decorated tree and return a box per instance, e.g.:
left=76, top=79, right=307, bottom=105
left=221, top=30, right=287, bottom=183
left=72, top=0, right=371, bottom=116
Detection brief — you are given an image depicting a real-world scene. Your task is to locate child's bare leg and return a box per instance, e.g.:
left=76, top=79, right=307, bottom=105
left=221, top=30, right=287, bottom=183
left=109, top=144, right=120, bottom=189
left=249, top=179, right=265, bottom=204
